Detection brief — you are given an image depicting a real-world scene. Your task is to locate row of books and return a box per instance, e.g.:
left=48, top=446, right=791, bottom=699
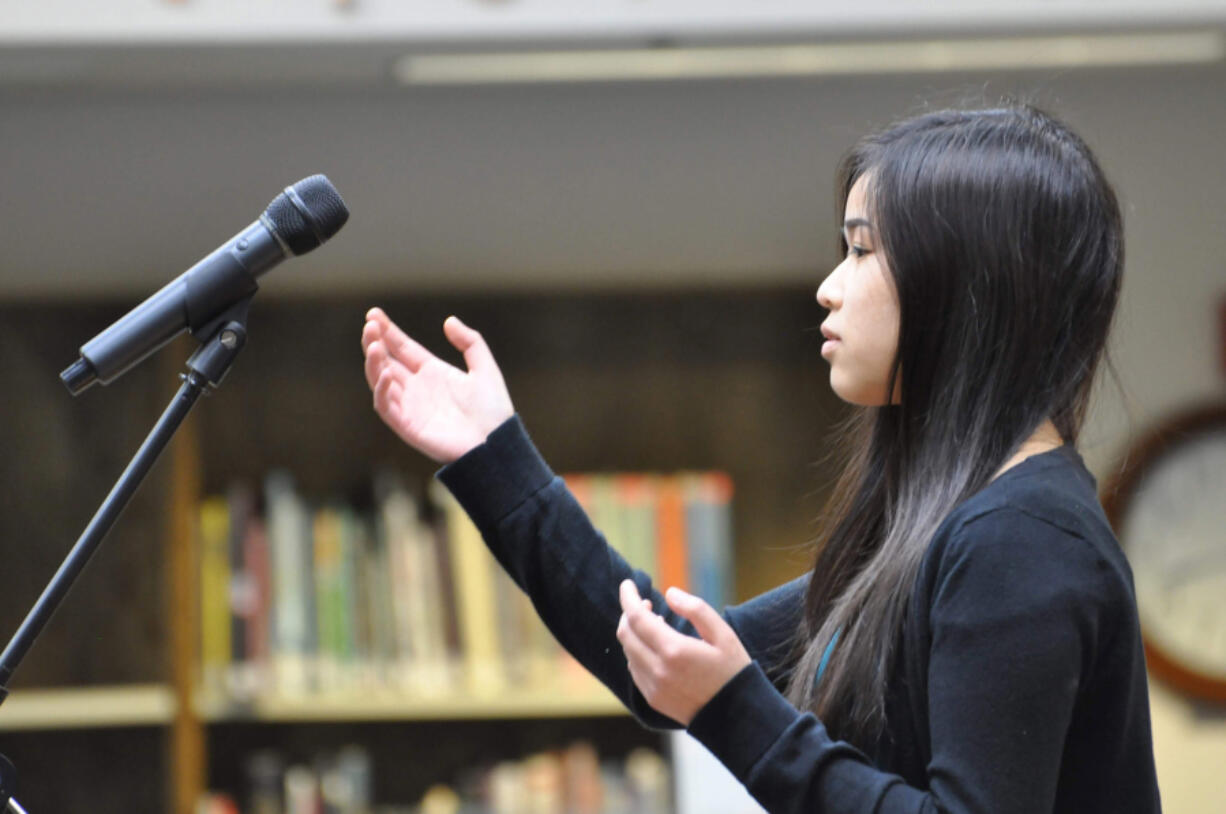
left=417, top=741, right=671, bottom=814
left=196, top=741, right=670, bottom=814
left=197, top=469, right=734, bottom=700
left=198, top=745, right=372, bottom=814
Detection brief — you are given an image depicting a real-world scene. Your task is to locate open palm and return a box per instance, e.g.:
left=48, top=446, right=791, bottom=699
left=361, top=307, right=515, bottom=463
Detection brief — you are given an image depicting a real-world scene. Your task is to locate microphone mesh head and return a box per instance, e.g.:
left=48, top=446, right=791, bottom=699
left=263, top=174, right=350, bottom=255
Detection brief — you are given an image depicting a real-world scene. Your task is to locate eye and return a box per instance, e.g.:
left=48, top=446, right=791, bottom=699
left=848, top=244, right=871, bottom=259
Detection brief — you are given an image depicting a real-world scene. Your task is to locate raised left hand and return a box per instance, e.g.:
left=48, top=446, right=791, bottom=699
left=616, top=580, right=752, bottom=726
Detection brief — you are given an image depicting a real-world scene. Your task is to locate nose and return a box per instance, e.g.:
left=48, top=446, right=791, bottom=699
left=816, top=261, right=843, bottom=310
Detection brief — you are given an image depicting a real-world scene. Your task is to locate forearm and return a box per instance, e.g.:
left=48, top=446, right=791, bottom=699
left=437, top=414, right=689, bottom=728
left=689, top=662, right=934, bottom=814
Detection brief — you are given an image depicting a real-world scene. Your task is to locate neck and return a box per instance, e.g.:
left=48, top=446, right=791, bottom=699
left=994, top=419, right=1064, bottom=480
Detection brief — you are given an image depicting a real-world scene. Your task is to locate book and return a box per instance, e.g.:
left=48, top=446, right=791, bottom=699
left=345, top=511, right=376, bottom=690
left=194, top=792, right=239, bottom=814
left=401, top=488, right=451, bottom=691
left=265, top=471, right=315, bottom=696
left=198, top=495, right=231, bottom=694
left=362, top=503, right=398, bottom=690
left=313, top=505, right=346, bottom=691
left=560, top=740, right=604, bottom=814
left=424, top=498, right=463, bottom=680
left=655, top=476, right=690, bottom=594
left=430, top=481, right=504, bottom=695
left=226, top=483, right=256, bottom=684
left=241, top=515, right=272, bottom=697
left=617, top=474, right=659, bottom=585
left=588, top=475, right=628, bottom=566
left=378, top=475, right=420, bottom=689
left=684, top=473, right=734, bottom=608
left=283, top=764, right=319, bottom=814
left=377, top=473, right=453, bottom=692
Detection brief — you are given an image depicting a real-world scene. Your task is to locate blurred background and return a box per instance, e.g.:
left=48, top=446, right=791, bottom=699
left=0, top=1, right=1224, bottom=812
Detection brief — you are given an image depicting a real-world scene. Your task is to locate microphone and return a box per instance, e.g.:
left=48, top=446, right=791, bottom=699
left=60, top=174, right=349, bottom=396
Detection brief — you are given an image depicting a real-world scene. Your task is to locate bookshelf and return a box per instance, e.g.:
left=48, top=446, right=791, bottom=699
left=194, top=685, right=626, bottom=723
left=0, top=288, right=842, bottom=812
left=0, top=684, right=176, bottom=731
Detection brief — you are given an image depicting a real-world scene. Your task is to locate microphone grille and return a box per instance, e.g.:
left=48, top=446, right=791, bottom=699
left=263, top=174, right=350, bottom=255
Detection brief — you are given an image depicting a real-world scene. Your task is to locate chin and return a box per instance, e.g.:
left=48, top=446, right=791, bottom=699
left=829, top=373, right=890, bottom=407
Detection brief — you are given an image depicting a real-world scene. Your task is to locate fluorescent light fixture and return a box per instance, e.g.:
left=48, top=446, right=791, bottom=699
left=394, top=31, right=1225, bottom=85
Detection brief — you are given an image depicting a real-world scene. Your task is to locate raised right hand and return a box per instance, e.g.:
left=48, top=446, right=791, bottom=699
left=361, top=307, right=515, bottom=464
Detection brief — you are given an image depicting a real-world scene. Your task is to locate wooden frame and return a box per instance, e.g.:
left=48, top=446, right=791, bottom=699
left=1100, top=402, right=1226, bottom=704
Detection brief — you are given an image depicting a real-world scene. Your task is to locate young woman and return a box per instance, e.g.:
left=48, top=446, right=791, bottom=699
left=361, top=105, right=1160, bottom=812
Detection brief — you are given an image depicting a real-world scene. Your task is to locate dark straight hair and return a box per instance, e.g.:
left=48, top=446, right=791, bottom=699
left=785, top=105, right=1124, bottom=750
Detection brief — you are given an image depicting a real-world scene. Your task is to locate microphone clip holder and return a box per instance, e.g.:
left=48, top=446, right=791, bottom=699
left=0, top=294, right=256, bottom=812
left=186, top=298, right=250, bottom=390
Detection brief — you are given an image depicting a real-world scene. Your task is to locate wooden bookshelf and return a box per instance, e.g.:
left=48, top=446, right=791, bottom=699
left=0, top=684, right=176, bottom=731
left=0, top=290, right=837, bottom=813
left=194, top=684, right=626, bottom=723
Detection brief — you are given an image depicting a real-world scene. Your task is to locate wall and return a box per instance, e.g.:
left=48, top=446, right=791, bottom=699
left=3, top=1, right=1223, bottom=42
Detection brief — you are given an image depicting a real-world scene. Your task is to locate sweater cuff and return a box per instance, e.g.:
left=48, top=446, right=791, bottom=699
left=436, top=415, right=556, bottom=528
left=687, top=661, right=801, bottom=779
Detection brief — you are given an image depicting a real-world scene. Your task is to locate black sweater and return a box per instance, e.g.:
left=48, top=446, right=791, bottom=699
left=438, top=416, right=1161, bottom=813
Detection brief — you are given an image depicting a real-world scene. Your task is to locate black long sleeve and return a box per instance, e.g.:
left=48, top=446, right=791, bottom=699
left=438, top=415, right=1160, bottom=813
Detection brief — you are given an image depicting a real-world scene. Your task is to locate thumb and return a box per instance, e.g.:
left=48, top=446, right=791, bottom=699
left=666, top=587, right=726, bottom=645
left=443, top=316, right=498, bottom=376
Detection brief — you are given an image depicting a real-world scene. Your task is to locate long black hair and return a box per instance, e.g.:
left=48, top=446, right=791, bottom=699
left=785, top=105, right=1124, bottom=750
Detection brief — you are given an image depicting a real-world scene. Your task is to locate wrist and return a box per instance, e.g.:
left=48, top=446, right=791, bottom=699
left=436, top=414, right=556, bottom=528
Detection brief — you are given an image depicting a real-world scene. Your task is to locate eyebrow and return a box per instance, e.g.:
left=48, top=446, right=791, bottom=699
left=843, top=217, right=873, bottom=232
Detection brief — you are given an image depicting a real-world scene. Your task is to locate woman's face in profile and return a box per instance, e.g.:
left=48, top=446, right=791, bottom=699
left=816, top=174, right=901, bottom=407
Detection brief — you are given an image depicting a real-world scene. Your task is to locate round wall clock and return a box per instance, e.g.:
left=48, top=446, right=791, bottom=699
left=1102, top=403, right=1226, bottom=703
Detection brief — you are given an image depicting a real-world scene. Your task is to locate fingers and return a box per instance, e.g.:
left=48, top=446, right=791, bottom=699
left=372, top=368, right=404, bottom=427
left=363, top=338, right=412, bottom=396
left=617, top=595, right=663, bottom=690
left=363, top=309, right=495, bottom=382
left=620, top=580, right=686, bottom=656
left=665, top=587, right=726, bottom=645
left=363, top=337, right=388, bottom=390
left=618, top=579, right=652, bottom=613
left=364, top=308, right=433, bottom=374
left=443, top=315, right=499, bottom=376
left=361, top=309, right=387, bottom=353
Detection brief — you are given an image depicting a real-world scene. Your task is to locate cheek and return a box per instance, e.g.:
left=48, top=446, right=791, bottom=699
left=862, top=266, right=900, bottom=359
left=864, top=292, right=901, bottom=383
left=868, top=302, right=900, bottom=360
left=828, top=271, right=899, bottom=406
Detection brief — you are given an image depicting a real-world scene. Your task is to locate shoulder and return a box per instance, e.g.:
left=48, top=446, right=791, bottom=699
left=921, top=447, right=1136, bottom=619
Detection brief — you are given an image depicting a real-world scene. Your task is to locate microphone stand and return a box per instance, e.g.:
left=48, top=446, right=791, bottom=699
left=0, top=298, right=253, bottom=813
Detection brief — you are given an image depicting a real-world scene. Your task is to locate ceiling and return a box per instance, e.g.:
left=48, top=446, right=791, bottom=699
left=1, top=38, right=1223, bottom=300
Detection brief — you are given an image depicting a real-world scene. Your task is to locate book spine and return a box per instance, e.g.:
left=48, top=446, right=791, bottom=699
left=242, top=516, right=271, bottom=697
left=685, top=473, right=735, bottom=608
left=364, top=512, right=398, bottom=689
left=655, top=476, right=690, bottom=593
left=431, top=481, right=504, bottom=695
left=618, top=473, right=659, bottom=583
left=265, top=471, right=312, bottom=696
left=336, top=508, right=360, bottom=689
left=198, top=496, right=231, bottom=694
left=225, top=483, right=253, bottom=692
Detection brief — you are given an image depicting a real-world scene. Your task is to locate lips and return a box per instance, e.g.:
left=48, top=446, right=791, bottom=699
left=820, top=324, right=841, bottom=358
